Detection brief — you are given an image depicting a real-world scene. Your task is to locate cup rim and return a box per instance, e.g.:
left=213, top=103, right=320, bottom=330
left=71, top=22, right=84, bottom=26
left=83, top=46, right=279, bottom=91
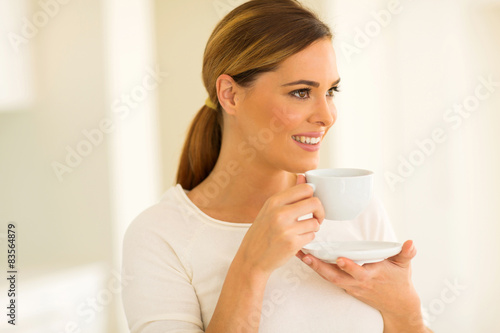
left=305, top=168, right=373, bottom=178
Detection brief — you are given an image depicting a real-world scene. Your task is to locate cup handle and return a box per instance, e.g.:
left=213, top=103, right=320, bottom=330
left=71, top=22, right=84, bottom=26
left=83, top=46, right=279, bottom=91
left=306, top=183, right=316, bottom=192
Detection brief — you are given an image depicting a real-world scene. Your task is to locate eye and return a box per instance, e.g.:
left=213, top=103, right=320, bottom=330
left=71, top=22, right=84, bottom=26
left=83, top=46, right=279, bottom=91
left=290, top=88, right=311, bottom=99
left=327, top=86, right=341, bottom=97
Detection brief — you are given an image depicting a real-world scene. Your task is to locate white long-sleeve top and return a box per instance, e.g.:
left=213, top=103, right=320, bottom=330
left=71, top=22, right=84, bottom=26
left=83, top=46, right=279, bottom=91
left=122, top=183, right=398, bottom=333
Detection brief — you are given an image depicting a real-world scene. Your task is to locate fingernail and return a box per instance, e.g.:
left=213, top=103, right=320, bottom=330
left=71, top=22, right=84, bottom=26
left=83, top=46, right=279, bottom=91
left=337, top=259, right=345, bottom=268
left=303, top=256, right=312, bottom=265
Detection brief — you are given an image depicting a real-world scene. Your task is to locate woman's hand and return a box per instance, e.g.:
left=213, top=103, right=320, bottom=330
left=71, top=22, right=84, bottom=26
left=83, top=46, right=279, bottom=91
left=297, top=240, right=429, bottom=332
left=234, top=174, right=325, bottom=276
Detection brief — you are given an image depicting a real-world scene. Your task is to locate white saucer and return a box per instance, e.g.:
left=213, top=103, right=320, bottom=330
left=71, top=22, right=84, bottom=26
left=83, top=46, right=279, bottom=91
left=302, top=241, right=402, bottom=265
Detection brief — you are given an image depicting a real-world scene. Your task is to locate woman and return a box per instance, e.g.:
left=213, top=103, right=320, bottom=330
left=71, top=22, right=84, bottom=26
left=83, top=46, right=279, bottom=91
left=122, top=1, right=431, bottom=332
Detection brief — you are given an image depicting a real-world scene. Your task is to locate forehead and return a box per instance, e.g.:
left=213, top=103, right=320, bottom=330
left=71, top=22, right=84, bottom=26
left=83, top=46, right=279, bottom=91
left=273, top=39, right=339, bottom=83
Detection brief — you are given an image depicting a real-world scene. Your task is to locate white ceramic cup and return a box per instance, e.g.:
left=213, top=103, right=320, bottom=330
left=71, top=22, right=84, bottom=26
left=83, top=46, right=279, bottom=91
left=305, top=168, right=374, bottom=221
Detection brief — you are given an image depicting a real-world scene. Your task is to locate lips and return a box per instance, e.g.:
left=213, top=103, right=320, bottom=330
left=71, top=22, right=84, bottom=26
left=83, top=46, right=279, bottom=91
left=292, top=131, right=324, bottom=152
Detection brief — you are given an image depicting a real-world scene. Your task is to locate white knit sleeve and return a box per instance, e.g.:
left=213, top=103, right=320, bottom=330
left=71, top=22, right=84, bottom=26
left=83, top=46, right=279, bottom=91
left=121, top=208, right=205, bottom=333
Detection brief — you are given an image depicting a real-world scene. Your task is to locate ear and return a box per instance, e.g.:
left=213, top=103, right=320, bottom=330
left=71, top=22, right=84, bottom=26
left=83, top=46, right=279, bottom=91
left=216, top=74, right=240, bottom=115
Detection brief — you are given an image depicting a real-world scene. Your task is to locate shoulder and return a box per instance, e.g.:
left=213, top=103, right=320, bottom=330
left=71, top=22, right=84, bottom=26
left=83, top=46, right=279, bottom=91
left=123, top=184, right=202, bottom=250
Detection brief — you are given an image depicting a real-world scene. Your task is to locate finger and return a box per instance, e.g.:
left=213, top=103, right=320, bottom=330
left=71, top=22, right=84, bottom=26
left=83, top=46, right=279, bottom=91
left=296, top=250, right=307, bottom=261
left=294, top=175, right=322, bottom=222
left=335, top=257, right=368, bottom=281
left=296, top=231, right=316, bottom=247
left=269, top=183, right=314, bottom=207
left=299, top=253, right=353, bottom=284
left=287, top=196, right=325, bottom=224
left=291, top=218, right=320, bottom=235
left=387, top=240, right=416, bottom=267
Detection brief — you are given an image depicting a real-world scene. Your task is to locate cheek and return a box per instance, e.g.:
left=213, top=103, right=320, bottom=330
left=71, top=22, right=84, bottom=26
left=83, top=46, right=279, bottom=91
left=270, top=104, right=304, bottom=134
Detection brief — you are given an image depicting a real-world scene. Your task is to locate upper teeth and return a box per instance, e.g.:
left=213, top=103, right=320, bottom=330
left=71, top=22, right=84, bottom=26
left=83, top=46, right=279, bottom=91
left=292, top=135, right=321, bottom=145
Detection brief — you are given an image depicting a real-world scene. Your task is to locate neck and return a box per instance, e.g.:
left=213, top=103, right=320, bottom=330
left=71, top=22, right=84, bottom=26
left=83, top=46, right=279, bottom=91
left=188, top=141, right=297, bottom=222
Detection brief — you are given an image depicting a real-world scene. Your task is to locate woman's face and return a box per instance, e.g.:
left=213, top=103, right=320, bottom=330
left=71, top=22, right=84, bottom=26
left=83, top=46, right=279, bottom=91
left=232, top=38, right=340, bottom=173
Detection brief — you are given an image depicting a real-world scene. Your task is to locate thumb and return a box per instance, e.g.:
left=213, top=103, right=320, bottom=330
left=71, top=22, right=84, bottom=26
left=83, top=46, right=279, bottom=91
left=389, top=240, right=416, bottom=267
left=296, top=174, right=306, bottom=185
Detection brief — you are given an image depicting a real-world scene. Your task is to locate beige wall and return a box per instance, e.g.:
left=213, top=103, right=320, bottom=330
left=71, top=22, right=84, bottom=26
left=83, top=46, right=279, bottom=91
left=328, top=0, right=500, bottom=331
left=155, top=0, right=216, bottom=189
left=0, top=0, right=142, bottom=331
left=0, top=0, right=112, bottom=273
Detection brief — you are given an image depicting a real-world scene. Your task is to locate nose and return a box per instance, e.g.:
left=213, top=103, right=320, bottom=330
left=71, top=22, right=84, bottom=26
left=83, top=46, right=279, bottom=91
left=309, top=96, right=336, bottom=127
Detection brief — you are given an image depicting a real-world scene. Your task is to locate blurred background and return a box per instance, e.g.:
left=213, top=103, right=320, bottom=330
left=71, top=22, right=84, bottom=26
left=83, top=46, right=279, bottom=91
left=0, top=0, right=498, bottom=332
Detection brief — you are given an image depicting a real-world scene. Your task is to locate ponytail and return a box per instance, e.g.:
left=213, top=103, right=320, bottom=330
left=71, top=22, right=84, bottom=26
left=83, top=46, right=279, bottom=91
left=176, top=104, right=222, bottom=190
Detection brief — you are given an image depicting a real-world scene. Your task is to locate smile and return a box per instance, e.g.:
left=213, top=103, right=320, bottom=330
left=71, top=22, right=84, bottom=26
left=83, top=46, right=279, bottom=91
left=291, top=135, right=321, bottom=145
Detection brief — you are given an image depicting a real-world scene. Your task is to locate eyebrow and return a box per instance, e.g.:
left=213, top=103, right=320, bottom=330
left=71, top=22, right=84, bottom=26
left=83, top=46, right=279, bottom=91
left=282, top=78, right=341, bottom=88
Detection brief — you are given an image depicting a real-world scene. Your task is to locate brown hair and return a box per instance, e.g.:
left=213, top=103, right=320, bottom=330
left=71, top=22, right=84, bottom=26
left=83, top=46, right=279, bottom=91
left=176, top=0, right=332, bottom=190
